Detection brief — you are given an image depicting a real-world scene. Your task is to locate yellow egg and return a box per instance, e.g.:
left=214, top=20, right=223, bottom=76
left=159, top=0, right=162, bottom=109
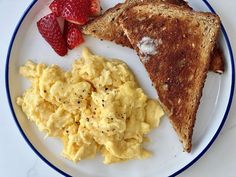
left=17, top=48, right=164, bottom=164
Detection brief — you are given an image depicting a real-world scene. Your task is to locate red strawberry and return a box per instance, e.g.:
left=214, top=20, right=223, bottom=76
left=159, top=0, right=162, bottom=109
left=64, top=21, right=84, bottom=49
left=63, top=20, right=78, bottom=35
left=90, top=0, right=101, bottom=16
left=61, top=0, right=90, bottom=25
left=49, top=0, right=66, bottom=17
left=37, top=13, right=68, bottom=56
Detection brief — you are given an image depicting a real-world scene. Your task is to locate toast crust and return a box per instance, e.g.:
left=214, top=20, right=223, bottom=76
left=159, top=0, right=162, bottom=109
left=82, top=0, right=190, bottom=48
left=119, top=2, right=220, bottom=152
left=210, top=46, right=224, bottom=74
left=82, top=0, right=224, bottom=74
left=83, top=2, right=133, bottom=48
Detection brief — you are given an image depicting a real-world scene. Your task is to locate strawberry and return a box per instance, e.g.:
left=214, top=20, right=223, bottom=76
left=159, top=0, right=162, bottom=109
left=64, top=21, right=84, bottom=49
left=49, top=0, right=66, bottom=17
left=61, top=0, right=90, bottom=25
left=63, top=20, right=78, bottom=35
left=37, top=13, right=68, bottom=56
left=90, top=0, right=101, bottom=16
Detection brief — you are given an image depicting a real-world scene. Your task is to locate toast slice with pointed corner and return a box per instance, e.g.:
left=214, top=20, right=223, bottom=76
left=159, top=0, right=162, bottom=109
left=82, top=0, right=224, bottom=74
left=119, top=2, right=220, bottom=152
left=82, top=0, right=190, bottom=48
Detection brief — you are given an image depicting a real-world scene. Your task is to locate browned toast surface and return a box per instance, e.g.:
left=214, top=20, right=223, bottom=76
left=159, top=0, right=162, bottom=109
left=82, top=0, right=224, bottom=73
left=210, top=46, right=224, bottom=74
left=83, top=2, right=133, bottom=47
left=119, top=2, right=220, bottom=152
left=82, top=0, right=190, bottom=48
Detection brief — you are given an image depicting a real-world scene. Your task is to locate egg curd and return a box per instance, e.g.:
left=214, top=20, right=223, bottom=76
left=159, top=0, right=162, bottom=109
left=17, top=48, right=164, bottom=164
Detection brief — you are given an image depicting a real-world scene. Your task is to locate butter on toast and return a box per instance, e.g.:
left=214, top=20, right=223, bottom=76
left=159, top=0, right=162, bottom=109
left=82, top=0, right=190, bottom=48
left=119, top=2, right=220, bottom=152
left=82, top=0, right=224, bottom=74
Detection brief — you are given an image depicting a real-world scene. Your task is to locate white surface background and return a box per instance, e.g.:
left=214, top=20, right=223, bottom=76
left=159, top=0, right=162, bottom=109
left=0, top=0, right=236, bottom=177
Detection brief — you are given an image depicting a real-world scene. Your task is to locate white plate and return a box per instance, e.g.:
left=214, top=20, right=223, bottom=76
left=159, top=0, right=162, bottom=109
left=5, top=0, right=235, bottom=176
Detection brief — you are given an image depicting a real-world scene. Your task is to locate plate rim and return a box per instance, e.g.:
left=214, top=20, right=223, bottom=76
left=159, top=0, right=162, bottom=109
left=5, top=0, right=235, bottom=177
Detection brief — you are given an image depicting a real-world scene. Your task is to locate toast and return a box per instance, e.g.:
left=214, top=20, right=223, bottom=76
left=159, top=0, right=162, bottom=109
left=119, top=2, right=220, bottom=152
left=82, top=0, right=190, bottom=48
left=209, top=45, right=224, bottom=73
left=82, top=0, right=224, bottom=74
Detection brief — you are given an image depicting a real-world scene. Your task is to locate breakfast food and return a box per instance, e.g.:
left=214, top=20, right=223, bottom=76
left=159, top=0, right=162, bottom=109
left=209, top=46, right=225, bottom=73
left=82, top=0, right=189, bottom=48
left=61, top=0, right=90, bottom=25
left=64, top=21, right=84, bottom=49
left=37, top=0, right=101, bottom=56
left=17, top=48, right=164, bottom=163
left=37, top=13, right=68, bottom=56
left=49, top=0, right=65, bottom=17
left=82, top=0, right=224, bottom=74
left=50, top=0, right=101, bottom=18
left=90, top=0, right=101, bottom=16
left=119, top=2, right=220, bottom=152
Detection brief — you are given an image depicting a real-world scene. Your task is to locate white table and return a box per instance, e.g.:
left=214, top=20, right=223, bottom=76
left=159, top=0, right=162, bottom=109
left=1, top=0, right=236, bottom=176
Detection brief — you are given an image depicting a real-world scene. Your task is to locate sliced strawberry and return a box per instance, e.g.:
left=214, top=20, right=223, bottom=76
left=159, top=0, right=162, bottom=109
left=63, top=20, right=78, bottom=35
left=49, top=0, right=66, bottom=17
left=64, top=21, right=84, bottom=49
left=61, top=0, right=90, bottom=25
left=90, top=0, right=101, bottom=16
left=37, top=13, right=68, bottom=56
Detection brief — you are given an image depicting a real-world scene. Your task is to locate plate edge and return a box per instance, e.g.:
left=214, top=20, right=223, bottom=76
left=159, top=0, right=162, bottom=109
left=4, top=0, right=235, bottom=177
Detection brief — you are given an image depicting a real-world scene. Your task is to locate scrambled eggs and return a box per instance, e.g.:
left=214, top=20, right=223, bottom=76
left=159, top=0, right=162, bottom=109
left=17, top=48, right=164, bottom=164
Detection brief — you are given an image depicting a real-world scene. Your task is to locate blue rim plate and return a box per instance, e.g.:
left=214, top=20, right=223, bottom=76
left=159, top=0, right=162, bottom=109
left=5, top=0, right=235, bottom=176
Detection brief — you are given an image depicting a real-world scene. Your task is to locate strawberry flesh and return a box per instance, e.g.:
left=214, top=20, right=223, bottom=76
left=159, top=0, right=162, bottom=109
left=37, top=13, right=68, bottom=56
left=64, top=21, right=84, bottom=49
left=90, top=0, right=101, bottom=16
left=61, top=0, right=90, bottom=25
left=49, top=0, right=66, bottom=17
